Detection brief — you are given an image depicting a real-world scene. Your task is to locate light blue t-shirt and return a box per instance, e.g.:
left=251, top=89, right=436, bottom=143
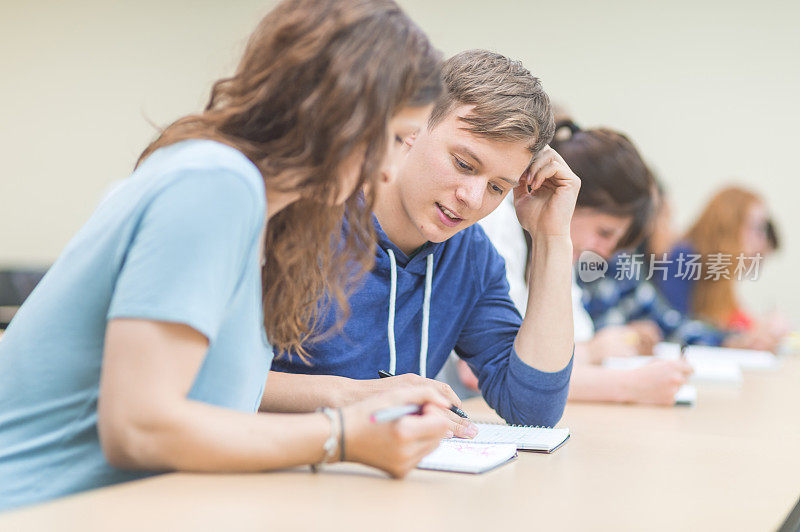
left=0, top=140, right=272, bottom=511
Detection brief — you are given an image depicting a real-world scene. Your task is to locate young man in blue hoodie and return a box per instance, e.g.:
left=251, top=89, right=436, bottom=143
left=265, top=50, right=580, bottom=435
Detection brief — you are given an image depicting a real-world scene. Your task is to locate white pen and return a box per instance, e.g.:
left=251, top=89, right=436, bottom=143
left=370, top=404, right=423, bottom=423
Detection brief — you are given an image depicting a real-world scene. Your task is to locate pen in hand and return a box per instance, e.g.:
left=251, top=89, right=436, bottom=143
left=370, top=404, right=423, bottom=423
left=377, top=370, right=470, bottom=419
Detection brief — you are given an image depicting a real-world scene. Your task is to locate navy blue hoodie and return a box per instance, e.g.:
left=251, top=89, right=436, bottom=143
left=273, top=218, right=573, bottom=426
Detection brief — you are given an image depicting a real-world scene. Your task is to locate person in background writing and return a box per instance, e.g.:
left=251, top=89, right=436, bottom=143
left=656, top=185, right=789, bottom=351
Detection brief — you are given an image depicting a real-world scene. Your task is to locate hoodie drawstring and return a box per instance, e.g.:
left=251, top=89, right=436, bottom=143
left=386, top=249, right=434, bottom=378
left=387, top=249, right=398, bottom=375
left=419, top=253, right=433, bottom=378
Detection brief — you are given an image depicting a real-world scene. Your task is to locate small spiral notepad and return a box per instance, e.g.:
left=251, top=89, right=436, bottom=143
left=417, top=441, right=518, bottom=474
left=417, top=424, right=570, bottom=474
left=462, top=423, right=571, bottom=452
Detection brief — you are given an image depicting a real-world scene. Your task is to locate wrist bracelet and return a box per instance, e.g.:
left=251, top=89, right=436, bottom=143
left=310, top=407, right=339, bottom=473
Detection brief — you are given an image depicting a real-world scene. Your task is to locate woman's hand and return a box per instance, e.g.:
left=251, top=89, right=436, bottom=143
left=626, top=320, right=663, bottom=355
left=724, top=312, right=789, bottom=353
left=588, top=326, right=639, bottom=363
left=341, top=386, right=452, bottom=478
left=724, top=329, right=779, bottom=353
left=622, top=360, right=693, bottom=405
left=513, top=146, right=581, bottom=237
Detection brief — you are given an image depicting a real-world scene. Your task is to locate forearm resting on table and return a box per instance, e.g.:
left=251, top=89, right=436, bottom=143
left=567, top=365, right=630, bottom=403
left=99, top=399, right=330, bottom=472
left=260, top=371, right=363, bottom=412
left=573, top=342, right=595, bottom=365
left=100, top=319, right=332, bottom=473
left=515, top=235, right=574, bottom=372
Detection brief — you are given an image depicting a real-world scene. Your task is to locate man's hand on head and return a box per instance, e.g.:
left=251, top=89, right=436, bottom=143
left=513, top=145, right=581, bottom=238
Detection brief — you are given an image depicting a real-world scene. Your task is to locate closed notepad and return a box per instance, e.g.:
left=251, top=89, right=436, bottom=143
left=417, top=441, right=517, bottom=474
left=463, top=423, right=571, bottom=453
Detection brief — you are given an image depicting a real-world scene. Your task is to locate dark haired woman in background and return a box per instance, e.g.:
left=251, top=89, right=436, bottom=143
left=554, top=122, right=694, bottom=405
left=454, top=121, right=694, bottom=404
left=0, top=0, right=451, bottom=511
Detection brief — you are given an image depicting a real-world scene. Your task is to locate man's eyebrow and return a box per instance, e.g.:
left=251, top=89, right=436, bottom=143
left=454, top=144, right=483, bottom=167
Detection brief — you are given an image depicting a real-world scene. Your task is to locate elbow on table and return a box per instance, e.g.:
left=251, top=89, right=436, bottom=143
left=536, top=408, right=566, bottom=428
left=511, top=409, right=564, bottom=429
left=502, top=396, right=567, bottom=428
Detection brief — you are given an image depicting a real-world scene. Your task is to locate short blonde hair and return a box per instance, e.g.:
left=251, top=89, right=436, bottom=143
left=428, top=49, right=555, bottom=156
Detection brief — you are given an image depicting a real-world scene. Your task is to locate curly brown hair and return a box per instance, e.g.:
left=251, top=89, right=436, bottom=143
left=137, top=0, right=442, bottom=360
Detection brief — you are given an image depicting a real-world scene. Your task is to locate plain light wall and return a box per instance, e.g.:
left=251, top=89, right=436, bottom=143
left=1, top=0, right=798, bottom=321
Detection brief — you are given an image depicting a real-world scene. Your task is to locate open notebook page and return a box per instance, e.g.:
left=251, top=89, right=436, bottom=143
left=417, top=441, right=517, bottom=474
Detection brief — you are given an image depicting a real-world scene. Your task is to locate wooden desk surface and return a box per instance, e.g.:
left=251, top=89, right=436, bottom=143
left=2, top=357, right=799, bottom=531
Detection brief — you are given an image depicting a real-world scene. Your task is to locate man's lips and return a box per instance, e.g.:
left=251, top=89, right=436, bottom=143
left=435, top=202, right=463, bottom=228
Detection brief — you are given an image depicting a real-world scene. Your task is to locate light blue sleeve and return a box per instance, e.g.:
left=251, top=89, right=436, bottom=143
left=107, top=169, right=264, bottom=342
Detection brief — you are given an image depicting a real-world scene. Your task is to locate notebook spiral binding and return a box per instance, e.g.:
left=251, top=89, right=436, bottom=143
left=474, top=419, right=553, bottom=429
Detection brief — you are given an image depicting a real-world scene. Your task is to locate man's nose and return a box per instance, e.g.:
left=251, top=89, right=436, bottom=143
left=455, top=177, right=483, bottom=210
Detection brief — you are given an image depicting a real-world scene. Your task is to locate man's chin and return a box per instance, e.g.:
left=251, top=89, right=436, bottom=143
left=423, top=221, right=473, bottom=243
left=414, top=222, right=447, bottom=244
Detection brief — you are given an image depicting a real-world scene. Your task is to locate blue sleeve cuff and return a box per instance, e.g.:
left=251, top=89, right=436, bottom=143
left=508, top=345, right=574, bottom=392
left=499, top=346, right=574, bottom=427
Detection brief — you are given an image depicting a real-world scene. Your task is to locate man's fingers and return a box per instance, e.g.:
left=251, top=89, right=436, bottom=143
left=529, top=163, right=578, bottom=195
left=435, top=381, right=462, bottom=407
left=530, top=161, right=559, bottom=191
left=527, top=148, right=557, bottom=182
left=395, top=373, right=461, bottom=407
left=384, top=385, right=450, bottom=410
left=452, top=420, right=479, bottom=439
left=420, top=403, right=477, bottom=439
left=446, top=418, right=467, bottom=438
